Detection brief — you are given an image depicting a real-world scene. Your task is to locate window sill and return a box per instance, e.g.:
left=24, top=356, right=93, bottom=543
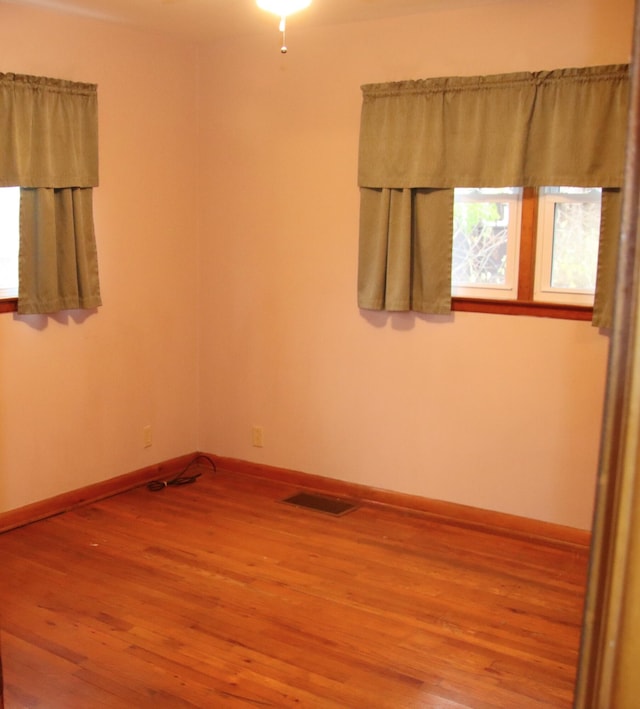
left=452, top=297, right=593, bottom=321
left=0, top=289, right=18, bottom=314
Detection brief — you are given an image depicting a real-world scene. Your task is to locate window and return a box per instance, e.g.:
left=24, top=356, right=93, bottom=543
left=357, top=65, right=628, bottom=327
left=452, top=188, right=523, bottom=300
left=452, top=186, right=602, bottom=317
left=0, top=186, right=19, bottom=299
left=534, top=187, right=601, bottom=306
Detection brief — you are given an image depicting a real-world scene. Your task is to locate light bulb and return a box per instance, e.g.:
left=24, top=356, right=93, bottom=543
left=256, top=0, right=312, bottom=19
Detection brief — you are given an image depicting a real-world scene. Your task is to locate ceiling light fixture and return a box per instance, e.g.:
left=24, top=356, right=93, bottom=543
left=256, top=0, right=312, bottom=54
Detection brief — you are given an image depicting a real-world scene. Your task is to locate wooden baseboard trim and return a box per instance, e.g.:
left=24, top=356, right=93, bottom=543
left=209, top=454, right=592, bottom=551
left=0, top=451, right=592, bottom=551
left=0, top=453, right=199, bottom=534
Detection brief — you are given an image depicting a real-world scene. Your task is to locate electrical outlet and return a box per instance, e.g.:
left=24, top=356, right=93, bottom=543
left=143, top=425, right=153, bottom=448
left=251, top=425, right=264, bottom=448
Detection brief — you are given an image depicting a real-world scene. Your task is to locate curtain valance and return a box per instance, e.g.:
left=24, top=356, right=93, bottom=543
left=358, top=64, right=629, bottom=189
left=0, top=73, right=98, bottom=188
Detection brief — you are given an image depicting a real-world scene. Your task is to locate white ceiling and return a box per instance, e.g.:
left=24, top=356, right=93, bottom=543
left=4, top=0, right=496, bottom=43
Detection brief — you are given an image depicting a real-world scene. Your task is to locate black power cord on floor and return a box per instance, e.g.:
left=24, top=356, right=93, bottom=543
left=147, top=454, right=217, bottom=492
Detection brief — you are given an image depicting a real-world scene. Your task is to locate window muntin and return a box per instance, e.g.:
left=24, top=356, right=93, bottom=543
left=0, top=186, right=19, bottom=297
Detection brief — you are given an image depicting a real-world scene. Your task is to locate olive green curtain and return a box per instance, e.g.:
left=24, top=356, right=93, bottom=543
left=0, top=72, right=100, bottom=314
left=18, top=188, right=101, bottom=314
left=358, top=187, right=453, bottom=313
left=593, top=188, right=623, bottom=328
left=357, top=64, right=630, bottom=326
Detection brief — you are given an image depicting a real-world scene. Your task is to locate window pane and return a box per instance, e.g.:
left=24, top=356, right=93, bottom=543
left=550, top=192, right=600, bottom=290
left=0, top=186, right=20, bottom=292
left=534, top=187, right=601, bottom=306
left=452, top=188, right=522, bottom=299
left=453, top=200, right=509, bottom=285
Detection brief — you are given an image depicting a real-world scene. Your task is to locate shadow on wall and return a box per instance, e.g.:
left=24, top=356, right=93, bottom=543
left=13, top=307, right=99, bottom=332
left=360, top=308, right=454, bottom=331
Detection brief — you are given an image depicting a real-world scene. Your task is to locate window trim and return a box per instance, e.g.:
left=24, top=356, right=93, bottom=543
left=452, top=296, right=593, bottom=320
left=0, top=291, right=17, bottom=312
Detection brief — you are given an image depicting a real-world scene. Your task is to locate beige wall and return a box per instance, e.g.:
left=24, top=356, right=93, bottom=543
left=0, top=4, right=200, bottom=511
left=0, top=0, right=634, bottom=529
left=196, top=0, right=634, bottom=529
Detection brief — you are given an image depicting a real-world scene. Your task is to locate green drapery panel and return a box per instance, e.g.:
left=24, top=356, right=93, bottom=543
left=357, top=65, right=630, bottom=325
left=0, top=72, right=101, bottom=314
left=593, top=188, right=623, bottom=328
left=358, top=187, right=453, bottom=313
left=18, top=188, right=101, bottom=315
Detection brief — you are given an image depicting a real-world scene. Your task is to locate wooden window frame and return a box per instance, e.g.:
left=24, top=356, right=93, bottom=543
left=0, top=289, right=17, bottom=314
left=452, top=187, right=594, bottom=321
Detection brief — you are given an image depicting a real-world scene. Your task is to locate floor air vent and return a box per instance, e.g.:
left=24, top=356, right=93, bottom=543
left=281, top=492, right=359, bottom=516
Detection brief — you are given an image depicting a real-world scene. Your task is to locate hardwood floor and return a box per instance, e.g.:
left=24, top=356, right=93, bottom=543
left=0, top=466, right=589, bottom=708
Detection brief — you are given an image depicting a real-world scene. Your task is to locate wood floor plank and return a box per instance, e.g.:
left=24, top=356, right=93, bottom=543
left=0, top=467, right=588, bottom=707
